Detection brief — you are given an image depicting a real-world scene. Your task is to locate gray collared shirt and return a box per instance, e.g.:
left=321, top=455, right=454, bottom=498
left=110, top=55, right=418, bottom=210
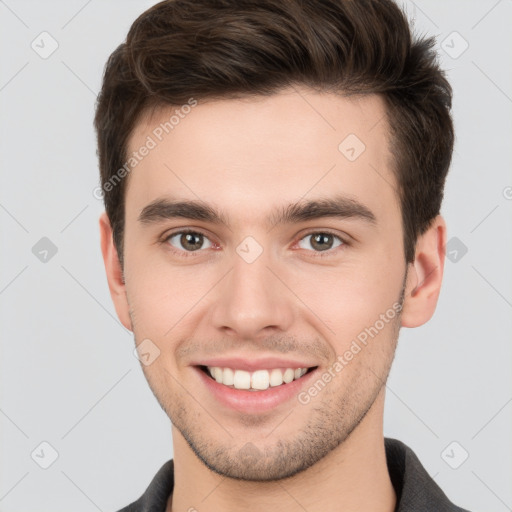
left=117, top=438, right=472, bottom=511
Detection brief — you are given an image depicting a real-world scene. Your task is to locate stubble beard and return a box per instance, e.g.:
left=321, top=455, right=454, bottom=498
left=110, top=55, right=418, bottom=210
left=132, top=273, right=407, bottom=481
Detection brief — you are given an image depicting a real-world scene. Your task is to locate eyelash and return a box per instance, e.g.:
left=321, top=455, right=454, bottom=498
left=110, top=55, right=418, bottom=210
left=161, top=229, right=348, bottom=258
left=162, top=228, right=216, bottom=259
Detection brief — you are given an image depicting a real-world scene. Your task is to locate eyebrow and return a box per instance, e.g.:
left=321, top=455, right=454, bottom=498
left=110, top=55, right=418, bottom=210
left=138, top=195, right=377, bottom=228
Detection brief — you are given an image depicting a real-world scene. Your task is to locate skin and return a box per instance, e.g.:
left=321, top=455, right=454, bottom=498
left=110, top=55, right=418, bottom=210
left=100, top=87, right=446, bottom=512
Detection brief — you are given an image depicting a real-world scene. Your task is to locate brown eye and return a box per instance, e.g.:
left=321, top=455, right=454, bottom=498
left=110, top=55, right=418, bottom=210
left=298, top=233, right=343, bottom=252
left=167, top=231, right=212, bottom=252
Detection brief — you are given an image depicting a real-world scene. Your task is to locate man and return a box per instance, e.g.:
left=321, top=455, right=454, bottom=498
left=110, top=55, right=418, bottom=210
left=94, top=0, right=471, bottom=510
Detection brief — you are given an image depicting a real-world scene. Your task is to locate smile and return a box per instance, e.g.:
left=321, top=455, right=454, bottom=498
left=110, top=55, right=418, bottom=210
left=202, top=365, right=315, bottom=391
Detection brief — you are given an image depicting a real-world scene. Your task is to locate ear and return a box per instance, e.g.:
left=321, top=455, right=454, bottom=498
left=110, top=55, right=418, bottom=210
left=99, top=212, right=132, bottom=331
left=400, top=215, right=447, bottom=328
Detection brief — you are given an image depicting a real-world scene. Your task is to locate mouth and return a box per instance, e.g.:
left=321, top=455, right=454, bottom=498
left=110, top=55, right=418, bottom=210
left=198, top=365, right=318, bottom=391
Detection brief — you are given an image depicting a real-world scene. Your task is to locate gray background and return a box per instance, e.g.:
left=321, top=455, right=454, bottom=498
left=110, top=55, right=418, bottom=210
left=1, top=1, right=511, bottom=511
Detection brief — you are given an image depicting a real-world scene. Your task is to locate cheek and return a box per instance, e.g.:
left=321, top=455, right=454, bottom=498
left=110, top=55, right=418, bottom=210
left=285, top=252, right=404, bottom=344
left=124, top=243, right=224, bottom=345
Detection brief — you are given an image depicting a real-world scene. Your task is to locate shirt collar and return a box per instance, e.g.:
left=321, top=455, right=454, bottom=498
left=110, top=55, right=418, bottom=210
left=119, top=438, right=470, bottom=512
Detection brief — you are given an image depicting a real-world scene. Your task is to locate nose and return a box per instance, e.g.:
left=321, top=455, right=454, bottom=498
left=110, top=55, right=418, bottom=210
left=210, top=251, right=295, bottom=340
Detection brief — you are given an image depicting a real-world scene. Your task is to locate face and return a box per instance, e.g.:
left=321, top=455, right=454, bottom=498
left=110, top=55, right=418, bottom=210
left=116, top=88, right=409, bottom=480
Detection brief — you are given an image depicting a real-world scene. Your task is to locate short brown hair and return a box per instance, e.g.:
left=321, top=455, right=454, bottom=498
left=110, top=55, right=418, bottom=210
left=94, top=0, right=454, bottom=265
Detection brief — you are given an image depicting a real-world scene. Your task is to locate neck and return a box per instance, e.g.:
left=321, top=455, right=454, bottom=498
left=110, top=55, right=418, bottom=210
left=168, top=391, right=395, bottom=512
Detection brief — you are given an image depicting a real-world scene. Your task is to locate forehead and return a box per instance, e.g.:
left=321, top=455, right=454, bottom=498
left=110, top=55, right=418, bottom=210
left=125, top=88, right=399, bottom=227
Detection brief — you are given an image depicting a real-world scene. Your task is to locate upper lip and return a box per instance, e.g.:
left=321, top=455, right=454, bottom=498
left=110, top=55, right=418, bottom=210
left=191, top=356, right=318, bottom=372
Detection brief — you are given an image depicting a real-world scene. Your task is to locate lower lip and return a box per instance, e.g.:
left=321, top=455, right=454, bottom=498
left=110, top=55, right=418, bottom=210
left=194, top=366, right=318, bottom=414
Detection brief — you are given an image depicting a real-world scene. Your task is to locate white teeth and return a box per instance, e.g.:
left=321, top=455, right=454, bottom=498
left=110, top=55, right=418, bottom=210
left=213, top=367, right=223, bottom=383
left=283, top=368, right=295, bottom=383
left=269, top=368, right=283, bottom=387
left=233, top=370, right=251, bottom=390
left=251, top=370, right=270, bottom=390
left=206, top=366, right=311, bottom=390
left=223, top=367, right=234, bottom=386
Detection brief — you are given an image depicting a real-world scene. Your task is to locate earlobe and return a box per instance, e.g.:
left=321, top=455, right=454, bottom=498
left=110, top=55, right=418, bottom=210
left=99, top=212, right=133, bottom=331
left=400, top=215, right=447, bottom=328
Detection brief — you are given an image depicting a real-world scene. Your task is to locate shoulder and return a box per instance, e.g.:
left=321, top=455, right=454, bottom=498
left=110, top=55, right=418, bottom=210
left=115, top=459, right=174, bottom=512
left=385, top=438, right=473, bottom=512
